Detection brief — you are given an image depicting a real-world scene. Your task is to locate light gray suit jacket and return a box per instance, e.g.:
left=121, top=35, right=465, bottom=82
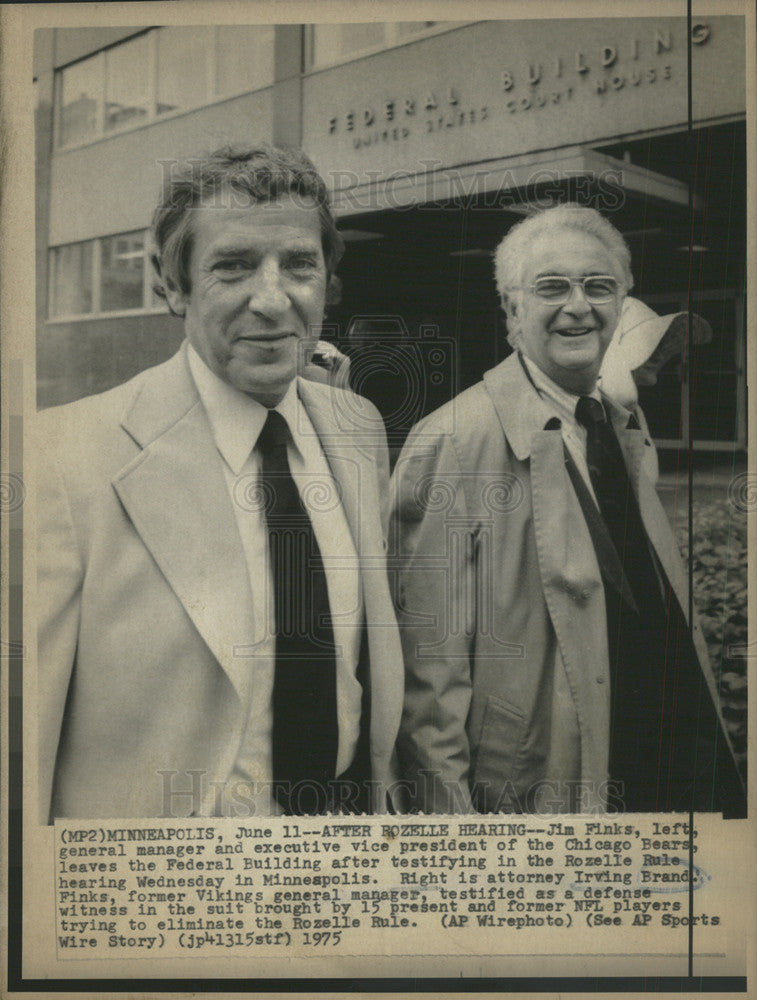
left=38, top=343, right=403, bottom=819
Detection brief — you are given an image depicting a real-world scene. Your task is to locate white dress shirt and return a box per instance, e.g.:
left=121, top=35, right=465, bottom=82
left=188, top=346, right=363, bottom=814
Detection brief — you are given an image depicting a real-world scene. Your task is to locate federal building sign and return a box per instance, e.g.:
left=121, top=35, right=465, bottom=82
left=303, top=17, right=744, bottom=185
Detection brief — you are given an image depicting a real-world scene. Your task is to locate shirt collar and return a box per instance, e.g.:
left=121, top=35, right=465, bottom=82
left=187, top=342, right=300, bottom=474
left=520, top=353, right=602, bottom=426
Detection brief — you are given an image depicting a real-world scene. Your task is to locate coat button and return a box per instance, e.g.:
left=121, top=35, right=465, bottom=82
left=596, top=676, right=606, bottom=684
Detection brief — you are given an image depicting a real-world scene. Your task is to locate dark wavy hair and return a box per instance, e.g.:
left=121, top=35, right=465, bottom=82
left=151, top=144, right=344, bottom=312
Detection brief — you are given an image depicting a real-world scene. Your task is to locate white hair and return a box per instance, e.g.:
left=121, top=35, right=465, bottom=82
left=493, top=204, right=634, bottom=304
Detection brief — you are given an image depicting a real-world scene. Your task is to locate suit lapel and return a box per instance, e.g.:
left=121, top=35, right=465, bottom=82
left=113, top=346, right=256, bottom=707
left=297, top=379, right=378, bottom=558
left=115, top=362, right=401, bottom=772
left=297, top=379, right=403, bottom=760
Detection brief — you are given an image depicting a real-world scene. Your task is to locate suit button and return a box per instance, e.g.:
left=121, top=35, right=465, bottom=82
left=580, top=589, right=590, bottom=600
left=596, top=676, right=606, bottom=684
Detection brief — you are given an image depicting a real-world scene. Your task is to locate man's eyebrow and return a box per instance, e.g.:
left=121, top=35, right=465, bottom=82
left=207, top=243, right=255, bottom=257
left=532, top=269, right=612, bottom=279
left=281, top=244, right=321, bottom=256
left=207, top=238, right=322, bottom=256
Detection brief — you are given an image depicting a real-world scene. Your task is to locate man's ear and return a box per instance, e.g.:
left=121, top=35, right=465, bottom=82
left=502, top=292, right=520, bottom=324
left=502, top=293, right=523, bottom=349
left=163, top=278, right=188, bottom=319
left=164, top=284, right=187, bottom=318
left=151, top=252, right=187, bottom=318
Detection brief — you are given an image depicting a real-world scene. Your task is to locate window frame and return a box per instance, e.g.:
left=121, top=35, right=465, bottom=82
left=101, top=30, right=155, bottom=138
left=305, top=21, right=471, bottom=73
left=53, top=48, right=105, bottom=150
left=54, top=25, right=275, bottom=152
left=213, top=24, right=277, bottom=101
left=47, top=230, right=169, bottom=322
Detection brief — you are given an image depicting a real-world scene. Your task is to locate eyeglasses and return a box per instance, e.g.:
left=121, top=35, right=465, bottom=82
left=527, top=275, right=619, bottom=305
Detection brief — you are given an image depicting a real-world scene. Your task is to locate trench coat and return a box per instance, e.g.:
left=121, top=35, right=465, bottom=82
left=390, top=352, right=732, bottom=814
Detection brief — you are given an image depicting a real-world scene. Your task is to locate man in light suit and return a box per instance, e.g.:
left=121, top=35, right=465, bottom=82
left=38, top=145, right=403, bottom=820
left=391, top=204, right=745, bottom=817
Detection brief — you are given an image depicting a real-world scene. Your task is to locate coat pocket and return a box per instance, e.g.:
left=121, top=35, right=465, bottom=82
left=471, top=695, right=528, bottom=803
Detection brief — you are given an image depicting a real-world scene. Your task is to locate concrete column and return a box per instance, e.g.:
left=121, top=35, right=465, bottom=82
left=272, top=24, right=303, bottom=147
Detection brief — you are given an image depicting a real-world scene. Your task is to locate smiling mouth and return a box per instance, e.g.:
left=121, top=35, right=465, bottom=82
left=553, top=327, right=596, bottom=338
left=236, top=333, right=294, bottom=345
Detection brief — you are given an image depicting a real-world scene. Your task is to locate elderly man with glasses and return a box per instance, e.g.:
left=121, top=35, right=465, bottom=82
left=391, top=204, right=745, bottom=817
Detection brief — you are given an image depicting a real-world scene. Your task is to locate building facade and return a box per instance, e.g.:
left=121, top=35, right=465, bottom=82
left=34, top=17, right=747, bottom=455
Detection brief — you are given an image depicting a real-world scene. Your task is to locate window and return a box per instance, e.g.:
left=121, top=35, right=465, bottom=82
left=101, top=233, right=146, bottom=312
left=104, top=33, right=151, bottom=132
left=56, top=52, right=103, bottom=146
left=315, top=22, right=387, bottom=64
left=396, top=22, right=439, bottom=38
left=55, top=26, right=275, bottom=149
left=50, top=241, right=94, bottom=317
left=49, top=231, right=160, bottom=319
left=309, top=21, right=460, bottom=68
left=156, top=26, right=210, bottom=116
left=215, top=24, right=275, bottom=97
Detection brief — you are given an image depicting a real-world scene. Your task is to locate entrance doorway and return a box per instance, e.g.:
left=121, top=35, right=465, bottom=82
left=328, top=120, right=746, bottom=455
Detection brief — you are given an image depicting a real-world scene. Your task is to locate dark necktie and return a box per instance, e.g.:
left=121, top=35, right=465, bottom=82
left=257, top=409, right=338, bottom=814
left=574, top=395, right=633, bottom=560
left=574, top=395, right=659, bottom=615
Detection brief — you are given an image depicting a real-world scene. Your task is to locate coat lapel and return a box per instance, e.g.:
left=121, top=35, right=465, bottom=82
left=485, top=356, right=611, bottom=778
left=483, top=354, right=554, bottom=461
left=529, top=427, right=612, bottom=789
left=608, top=402, right=692, bottom=613
left=112, top=346, right=256, bottom=707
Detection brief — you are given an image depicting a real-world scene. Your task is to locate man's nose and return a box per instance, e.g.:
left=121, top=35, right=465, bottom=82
left=247, top=260, right=289, bottom=317
left=562, top=282, right=592, bottom=315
